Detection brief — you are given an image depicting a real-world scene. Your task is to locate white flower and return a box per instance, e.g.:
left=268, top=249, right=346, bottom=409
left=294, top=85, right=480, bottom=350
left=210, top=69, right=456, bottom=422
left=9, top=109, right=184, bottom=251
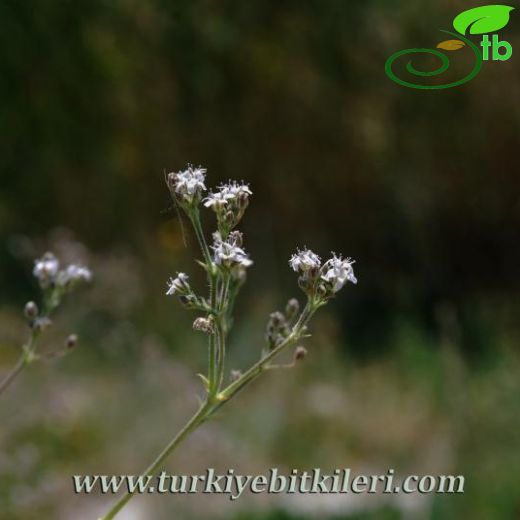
left=203, top=190, right=230, bottom=210
left=204, top=181, right=252, bottom=211
left=33, top=252, right=60, bottom=288
left=321, top=255, right=357, bottom=292
left=289, top=248, right=321, bottom=273
left=212, top=237, right=252, bottom=268
left=57, top=264, right=92, bottom=287
left=168, top=165, right=207, bottom=202
left=166, top=273, right=190, bottom=296
left=221, top=181, right=252, bottom=198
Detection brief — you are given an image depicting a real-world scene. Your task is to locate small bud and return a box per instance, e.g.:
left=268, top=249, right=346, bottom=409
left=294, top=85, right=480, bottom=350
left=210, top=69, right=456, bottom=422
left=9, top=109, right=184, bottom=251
left=285, top=298, right=299, bottom=320
left=193, top=317, right=213, bottom=334
left=166, top=171, right=177, bottom=190
left=269, top=311, right=285, bottom=328
left=265, top=311, right=289, bottom=349
left=65, top=334, right=78, bottom=349
left=237, top=191, right=249, bottom=209
left=24, top=301, right=39, bottom=320
left=294, top=346, right=307, bottom=362
left=230, top=369, right=242, bottom=382
left=223, top=210, right=235, bottom=227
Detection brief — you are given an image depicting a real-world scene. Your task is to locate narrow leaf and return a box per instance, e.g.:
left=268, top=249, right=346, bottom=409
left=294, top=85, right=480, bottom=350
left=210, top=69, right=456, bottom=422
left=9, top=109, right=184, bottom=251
left=197, top=373, right=210, bottom=392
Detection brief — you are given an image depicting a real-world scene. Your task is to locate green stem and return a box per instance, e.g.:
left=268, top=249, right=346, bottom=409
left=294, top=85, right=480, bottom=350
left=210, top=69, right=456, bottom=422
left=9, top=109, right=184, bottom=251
left=187, top=209, right=220, bottom=397
left=215, top=274, right=231, bottom=390
left=0, top=329, right=39, bottom=397
left=101, top=300, right=318, bottom=519
left=101, top=400, right=214, bottom=520
left=219, top=301, right=315, bottom=400
left=0, top=354, right=27, bottom=396
left=189, top=209, right=212, bottom=267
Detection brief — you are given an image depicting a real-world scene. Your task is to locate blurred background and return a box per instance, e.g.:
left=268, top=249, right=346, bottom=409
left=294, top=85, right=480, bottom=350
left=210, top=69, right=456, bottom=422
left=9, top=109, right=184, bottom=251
left=0, top=0, right=519, bottom=518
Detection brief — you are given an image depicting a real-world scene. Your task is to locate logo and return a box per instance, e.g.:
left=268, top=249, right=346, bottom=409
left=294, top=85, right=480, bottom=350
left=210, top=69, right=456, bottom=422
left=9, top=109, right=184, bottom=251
left=385, top=5, right=514, bottom=89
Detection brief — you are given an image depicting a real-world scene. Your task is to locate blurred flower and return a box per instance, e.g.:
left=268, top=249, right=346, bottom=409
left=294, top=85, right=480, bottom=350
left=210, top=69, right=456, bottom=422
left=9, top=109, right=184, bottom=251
left=33, top=252, right=60, bottom=288
left=23, top=301, right=39, bottom=320
left=56, top=264, right=92, bottom=288
left=285, top=298, right=300, bottom=320
left=33, top=252, right=91, bottom=293
left=294, top=345, right=308, bottom=362
left=65, top=333, right=78, bottom=349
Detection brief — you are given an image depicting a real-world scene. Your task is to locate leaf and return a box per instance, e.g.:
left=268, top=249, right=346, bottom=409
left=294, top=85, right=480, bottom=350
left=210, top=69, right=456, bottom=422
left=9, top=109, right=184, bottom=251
left=437, top=39, right=466, bottom=51
left=453, top=5, right=514, bottom=35
left=197, top=373, right=210, bottom=392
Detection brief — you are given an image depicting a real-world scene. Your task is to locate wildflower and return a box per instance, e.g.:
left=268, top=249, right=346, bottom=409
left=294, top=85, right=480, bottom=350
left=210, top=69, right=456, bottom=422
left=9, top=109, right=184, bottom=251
left=222, top=181, right=252, bottom=200
left=212, top=234, right=252, bottom=269
left=204, top=181, right=252, bottom=232
left=289, top=249, right=321, bottom=273
left=56, top=264, right=92, bottom=289
left=203, top=190, right=230, bottom=211
left=33, top=252, right=60, bottom=288
left=166, top=273, right=190, bottom=296
left=321, top=255, right=357, bottom=293
left=167, top=165, right=207, bottom=205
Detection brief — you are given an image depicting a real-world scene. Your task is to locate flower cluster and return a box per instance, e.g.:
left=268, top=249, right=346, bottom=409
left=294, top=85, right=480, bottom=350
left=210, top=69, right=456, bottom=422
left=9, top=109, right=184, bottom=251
left=167, top=165, right=207, bottom=207
left=165, top=164, right=356, bottom=377
left=211, top=231, right=252, bottom=271
left=204, top=181, right=252, bottom=235
left=100, top=164, right=358, bottom=519
left=33, top=252, right=92, bottom=291
left=290, top=248, right=356, bottom=300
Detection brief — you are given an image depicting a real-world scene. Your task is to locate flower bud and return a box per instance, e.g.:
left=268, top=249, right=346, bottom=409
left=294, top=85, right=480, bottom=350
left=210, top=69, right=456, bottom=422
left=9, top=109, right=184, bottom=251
left=193, top=317, right=214, bottom=334
left=270, top=311, right=285, bottom=328
left=265, top=311, right=288, bottom=349
left=24, top=301, right=39, bottom=320
left=65, top=334, right=78, bottom=349
left=223, top=210, right=235, bottom=228
left=230, top=369, right=242, bottom=382
left=294, top=346, right=307, bottom=362
left=237, top=192, right=249, bottom=209
left=285, top=298, right=299, bottom=320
